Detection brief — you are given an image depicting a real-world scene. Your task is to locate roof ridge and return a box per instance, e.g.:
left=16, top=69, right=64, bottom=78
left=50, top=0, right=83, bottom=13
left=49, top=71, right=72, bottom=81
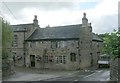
left=11, top=23, right=33, bottom=26
left=50, top=24, right=82, bottom=28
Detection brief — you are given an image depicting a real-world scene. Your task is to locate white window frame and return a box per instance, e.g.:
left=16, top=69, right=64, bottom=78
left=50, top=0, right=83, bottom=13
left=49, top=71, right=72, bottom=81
left=55, top=56, right=66, bottom=64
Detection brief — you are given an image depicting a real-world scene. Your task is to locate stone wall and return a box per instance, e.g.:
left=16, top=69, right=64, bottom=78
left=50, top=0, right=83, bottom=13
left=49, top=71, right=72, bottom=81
left=78, top=24, right=92, bottom=69
left=2, top=59, right=15, bottom=77
left=25, top=22, right=98, bottom=70
left=110, top=58, right=120, bottom=82
left=26, top=40, right=80, bottom=70
left=12, top=32, right=25, bottom=66
left=11, top=14, right=102, bottom=70
left=92, top=41, right=103, bottom=67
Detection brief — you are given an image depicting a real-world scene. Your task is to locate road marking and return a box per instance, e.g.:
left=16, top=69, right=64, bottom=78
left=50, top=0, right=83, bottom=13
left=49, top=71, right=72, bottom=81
left=84, top=72, right=96, bottom=78
left=97, top=70, right=102, bottom=72
left=68, top=73, right=72, bottom=75
left=74, top=79, right=78, bottom=81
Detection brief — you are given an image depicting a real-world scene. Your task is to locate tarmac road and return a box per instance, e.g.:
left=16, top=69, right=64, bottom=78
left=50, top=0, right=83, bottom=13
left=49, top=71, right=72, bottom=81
left=43, top=68, right=110, bottom=81
left=2, top=67, right=116, bottom=83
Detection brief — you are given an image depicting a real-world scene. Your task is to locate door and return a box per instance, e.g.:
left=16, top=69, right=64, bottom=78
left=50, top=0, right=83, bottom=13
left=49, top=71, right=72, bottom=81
left=30, top=55, right=35, bottom=67
left=90, top=53, right=93, bottom=67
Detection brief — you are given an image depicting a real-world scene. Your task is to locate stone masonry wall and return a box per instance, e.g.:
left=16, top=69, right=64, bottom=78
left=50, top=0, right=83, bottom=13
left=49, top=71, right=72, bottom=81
left=2, top=59, right=14, bottom=77
left=12, top=32, right=25, bottom=66
left=26, top=40, right=80, bottom=70
left=110, top=58, right=120, bottom=82
left=79, top=24, right=92, bottom=69
left=92, top=41, right=103, bottom=67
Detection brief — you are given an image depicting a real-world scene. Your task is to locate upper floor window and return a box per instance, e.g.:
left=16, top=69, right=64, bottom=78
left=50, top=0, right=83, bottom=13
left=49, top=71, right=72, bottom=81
left=51, top=41, right=67, bottom=49
left=51, top=41, right=60, bottom=49
left=51, top=41, right=56, bottom=49
left=13, top=35, right=18, bottom=47
left=61, top=41, right=67, bottom=48
left=29, top=42, right=36, bottom=48
left=97, top=45, right=99, bottom=47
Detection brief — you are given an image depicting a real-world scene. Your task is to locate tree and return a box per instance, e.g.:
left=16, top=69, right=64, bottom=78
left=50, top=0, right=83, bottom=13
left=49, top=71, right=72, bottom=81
left=118, top=27, right=120, bottom=58
left=2, top=18, right=13, bottom=59
left=99, top=29, right=119, bottom=59
left=1, top=18, right=14, bottom=76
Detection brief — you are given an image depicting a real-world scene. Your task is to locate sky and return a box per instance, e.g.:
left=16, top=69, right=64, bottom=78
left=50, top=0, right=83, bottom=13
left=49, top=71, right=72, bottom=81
left=0, top=0, right=119, bottom=34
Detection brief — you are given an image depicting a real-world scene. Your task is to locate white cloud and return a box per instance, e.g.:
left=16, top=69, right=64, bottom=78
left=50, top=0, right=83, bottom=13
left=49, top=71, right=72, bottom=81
left=18, top=8, right=82, bottom=27
left=2, top=0, right=119, bottom=34
left=3, top=0, right=102, bottom=2
left=80, top=0, right=118, bottom=33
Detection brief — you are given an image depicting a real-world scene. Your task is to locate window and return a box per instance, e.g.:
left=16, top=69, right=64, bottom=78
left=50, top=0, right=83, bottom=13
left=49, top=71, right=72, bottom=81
left=51, top=41, right=60, bottom=48
left=71, top=43, right=74, bottom=46
left=49, top=56, right=53, bottom=62
left=70, top=53, right=76, bottom=62
left=43, top=56, right=48, bottom=63
left=51, top=41, right=56, bottom=48
left=51, top=41, right=67, bottom=48
left=59, top=56, right=62, bottom=63
left=57, top=41, right=60, bottom=48
left=97, top=43, right=99, bottom=47
left=35, top=42, right=37, bottom=47
left=61, top=41, right=67, bottom=48
left=63, top=56, right=66, bottom=64
left=13, top=35, right=18, bottom=47
left=56, top=56, right=59, bottom=63
left=38, top=41, right=41, bottom=44
left=41, top=41, right=44, bottom=44
left=30, top=42, right=36, bottom=48
left=97, top=45, right=99, bottom=47
left=55, top=56, right=66, bottom=64
left=30, top=42, right=32, bottom=48
left=29, top=42, right=31, bottom=48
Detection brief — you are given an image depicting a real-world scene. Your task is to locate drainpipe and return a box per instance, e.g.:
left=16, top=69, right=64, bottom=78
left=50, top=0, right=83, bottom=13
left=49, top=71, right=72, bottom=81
left=23, top=28, right=26, bottom=67
left=78, top=40, right=81, bottom=64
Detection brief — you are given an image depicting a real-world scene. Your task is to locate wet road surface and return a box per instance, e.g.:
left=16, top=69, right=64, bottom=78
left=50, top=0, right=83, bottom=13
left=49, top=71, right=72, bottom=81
left=2, top=67, right=111, bottom=82
left=43, top=68, right=110, bottom=81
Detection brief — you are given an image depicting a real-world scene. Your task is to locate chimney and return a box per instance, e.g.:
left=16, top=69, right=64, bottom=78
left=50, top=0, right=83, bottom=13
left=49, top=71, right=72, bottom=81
left=82, top=12, right=88, bottom=27
left=45, top=24, right=50, bottom=28
left=33, top=15, right=38, bottom=27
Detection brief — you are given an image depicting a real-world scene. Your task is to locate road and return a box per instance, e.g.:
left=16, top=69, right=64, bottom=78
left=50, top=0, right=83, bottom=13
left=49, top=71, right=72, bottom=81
left=2, top=67, right=111, bottom=82
left=43, top=68, right=110, bottom=81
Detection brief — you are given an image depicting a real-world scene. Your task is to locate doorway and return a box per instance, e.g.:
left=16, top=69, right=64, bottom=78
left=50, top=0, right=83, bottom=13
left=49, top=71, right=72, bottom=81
left=90, top=53, right=93, bottom=67
left=30, top=55, right=35, bottom=67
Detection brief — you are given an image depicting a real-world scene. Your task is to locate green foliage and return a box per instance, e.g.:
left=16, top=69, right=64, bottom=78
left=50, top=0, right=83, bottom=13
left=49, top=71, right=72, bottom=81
left=99, top=29, right=119, bottom=59
left=2, top=18, right=13, bottom=59
left=118, top=28, right=120, bottom=58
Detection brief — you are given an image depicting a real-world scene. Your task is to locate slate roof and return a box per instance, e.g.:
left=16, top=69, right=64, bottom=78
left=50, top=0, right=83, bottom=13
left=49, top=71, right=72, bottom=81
left=26, top=24, right=82, bottom=41
left=92, top=33, right=103, bottom=42
left=11, top=23, right=102, bottom=42
left=26, top=24, right=103, bottom=42
left=12, top=23, right=33, bottom=32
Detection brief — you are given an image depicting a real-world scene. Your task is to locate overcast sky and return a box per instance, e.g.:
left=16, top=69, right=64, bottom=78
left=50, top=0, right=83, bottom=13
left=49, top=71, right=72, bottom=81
left=1, top=0, right=119, bottom=34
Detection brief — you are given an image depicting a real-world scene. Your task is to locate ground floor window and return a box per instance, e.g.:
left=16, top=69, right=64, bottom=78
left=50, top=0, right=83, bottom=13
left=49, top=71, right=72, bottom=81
left=70, top=53, right=76, bottom=62
left=55, top=56, right=66, bottom=64
left=43, top=56, right=48, bottom=63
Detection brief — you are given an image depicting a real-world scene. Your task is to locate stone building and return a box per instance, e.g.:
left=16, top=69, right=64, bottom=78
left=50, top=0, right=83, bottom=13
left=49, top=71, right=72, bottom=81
left=11, top=13, right=103, bottom=70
